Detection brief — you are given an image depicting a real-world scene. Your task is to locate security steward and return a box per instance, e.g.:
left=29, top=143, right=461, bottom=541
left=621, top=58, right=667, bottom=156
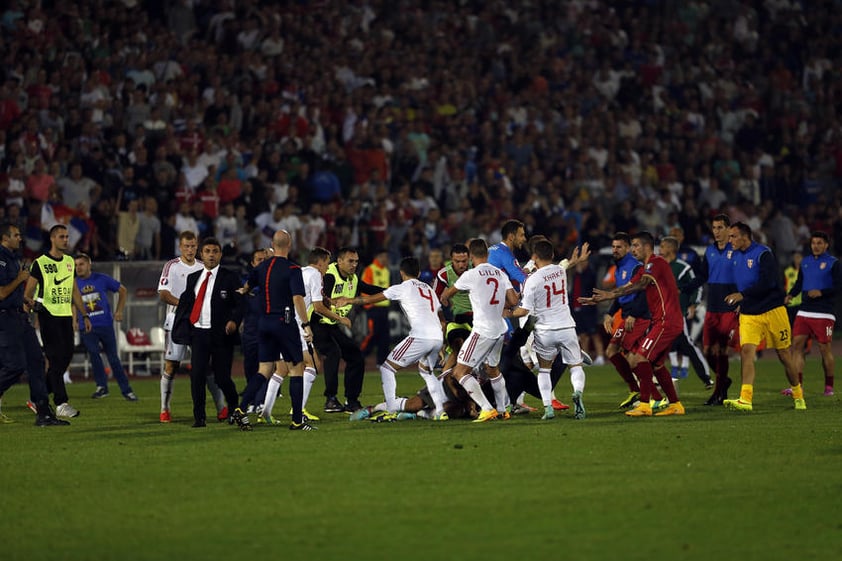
left=313, top=246, right=384, bottom=413
left=0, top=222, right=68, bottom=426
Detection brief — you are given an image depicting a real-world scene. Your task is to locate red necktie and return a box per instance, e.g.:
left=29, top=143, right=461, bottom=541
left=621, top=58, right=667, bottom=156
left=190, top=271, right=212, bottom=324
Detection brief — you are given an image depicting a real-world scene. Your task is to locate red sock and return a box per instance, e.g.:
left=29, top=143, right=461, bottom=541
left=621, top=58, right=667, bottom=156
left=717, top=354, right=729, bottom=381
left=610, top=353, right=639, bottom=392
left=826, top=375, right=834, bottom=388
left=654, top=364, right=679, bottom=403
left=634, top=362, right=655, bottom=402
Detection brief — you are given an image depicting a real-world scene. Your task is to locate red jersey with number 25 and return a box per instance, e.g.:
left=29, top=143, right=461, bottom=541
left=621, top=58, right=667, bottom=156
left=629, top=254, right=683, bottom=329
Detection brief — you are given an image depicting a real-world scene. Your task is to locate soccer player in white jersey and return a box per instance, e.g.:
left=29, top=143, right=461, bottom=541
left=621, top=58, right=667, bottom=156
left=440, top=239, right=519, bottom=422
left=157, top=231, right=225, bottom=423
left=506, top=239, right=588, bottom=420
left=259, top=247, right=332, bottom=424
left=339, top=256, right=449, bottom=419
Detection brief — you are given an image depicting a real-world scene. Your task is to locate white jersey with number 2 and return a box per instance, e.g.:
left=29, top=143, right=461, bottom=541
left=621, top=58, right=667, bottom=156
left=383, top=279, right=443, bottom=341
left=453, top=263, right=512, bottom=338
left=520, top=263, right=575, bottom=330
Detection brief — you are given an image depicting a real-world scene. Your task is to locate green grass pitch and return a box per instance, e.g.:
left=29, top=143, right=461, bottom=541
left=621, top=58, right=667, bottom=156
left=1, top=358, right=840, bottom=561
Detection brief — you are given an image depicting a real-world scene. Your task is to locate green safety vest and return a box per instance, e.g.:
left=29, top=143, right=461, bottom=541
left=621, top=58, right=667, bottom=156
left=320, top=262, right=357, bottom=325
left=32, top=254, right=75, bottom=316
left=445, top=263, right=472, bottom=317
left=784, top=265, right=801, bottom=307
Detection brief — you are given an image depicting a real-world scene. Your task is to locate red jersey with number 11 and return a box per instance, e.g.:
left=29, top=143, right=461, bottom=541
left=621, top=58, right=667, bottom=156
left=629, top=254, right=683, bottom=329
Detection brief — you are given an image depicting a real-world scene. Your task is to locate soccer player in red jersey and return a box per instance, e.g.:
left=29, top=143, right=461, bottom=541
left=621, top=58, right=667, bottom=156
left=579, top=231, right=685, bottom=416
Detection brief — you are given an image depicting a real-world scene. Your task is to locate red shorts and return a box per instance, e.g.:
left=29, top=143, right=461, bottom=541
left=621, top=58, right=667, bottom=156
left=611, top=317, right=652, bottom=354
left=702, top=311, right=739, bottom=350
left=792, top=314, right=835, bottom=344
left=633, top=321, right=682, bottom=366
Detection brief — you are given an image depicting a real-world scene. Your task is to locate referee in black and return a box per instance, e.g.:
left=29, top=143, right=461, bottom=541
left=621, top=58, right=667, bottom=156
left=0, top=222, right=68, bottom=426
left=246, top=229, right=315, bottom=430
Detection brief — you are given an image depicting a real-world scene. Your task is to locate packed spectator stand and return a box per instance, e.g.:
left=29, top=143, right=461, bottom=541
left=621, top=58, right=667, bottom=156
left=1, top=0, right=841, bottom=274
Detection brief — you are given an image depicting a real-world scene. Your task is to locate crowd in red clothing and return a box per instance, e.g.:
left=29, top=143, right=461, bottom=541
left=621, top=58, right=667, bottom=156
left=0, top=0, right=841, bottom=270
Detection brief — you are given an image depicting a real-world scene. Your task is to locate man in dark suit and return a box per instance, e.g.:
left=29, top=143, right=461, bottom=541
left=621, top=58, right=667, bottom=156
left=174, top=237, right=248, bottom=429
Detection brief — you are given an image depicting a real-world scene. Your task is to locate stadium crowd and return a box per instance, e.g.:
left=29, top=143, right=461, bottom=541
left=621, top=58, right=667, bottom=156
left=0, top=0, right=841, bottom=271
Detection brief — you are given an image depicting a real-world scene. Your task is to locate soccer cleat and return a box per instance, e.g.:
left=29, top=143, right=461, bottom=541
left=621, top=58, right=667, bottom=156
left=344, top=400, right=363, bottom=413
left=35, top=415, right=69, bottom=426
left=258, top=415, right=283, bottom=425
left=499, top=410, right=511, bottom=420
left=651, top=398, right=669, bottom=411
left=369, top=411, right=397, bottom=423
left=551, top=399, right=570, bottom=411
left=581, top=351, right=594, bottom=366
left=231, top=408, right=253, bottom=431
left=290, top=420, right=318, bottom=431
left=541, top=405, right=555, bottom=420
left=349, top=407, right=372, bottom=421
left=324, top=396, right=344, bottom=413
left=824, top=386, right=834, bottom=396
left=0, top=413, right=15, bottom=424
left=91, top=387, right=109, bottom=399
left=619, top=392, right=640, bottom=409
left=724, top=398, right=753, bottom=412
left=510, top=403, right=535, bottom=415
left=123, top=392, right=139, bottom=402
left=26, top=401, right=37, bottom=414
left=654, top=402, right=685, bottom=416
left=289, top=408, right=320, bottom=421
left=780, top=388, right=793, bottom=396
left=192, top=419, right=206, bottom=428
left=433, top=411, right=449, bottom=421
left=679, top=367, right=689, bottom=379
left=472, top=409, right=499, bottom=423
left=56, top=403, right=80, bottom=418
left=794, top=398, right=807, bottom=410
left=671, top=366, right=679, bottom=379
left=159, top=410, right=172, bottom=423
left=625, top=402, right=653, bottom=417
left=704, top=377, right=715, bottom=390
left=572, top=391, right=586, bottom=420
left=396, top=412, right=417, bottom=421
left=217, top=406, right=229, bottom=422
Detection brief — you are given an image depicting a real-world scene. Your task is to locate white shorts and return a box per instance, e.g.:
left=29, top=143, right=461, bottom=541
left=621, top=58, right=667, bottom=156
left=533, top=327, right=583, bottom=365
left=164, top=330, right=189, bottom=362
left=388, top=336, right=442, bottom=369
left=457, top=331, right=504, bottom=370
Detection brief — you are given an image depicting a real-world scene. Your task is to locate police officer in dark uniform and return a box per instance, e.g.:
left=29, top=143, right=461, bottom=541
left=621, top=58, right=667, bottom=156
left=241, top=248, right=271, bottom=410
left=0, top=223, right=68, bottom=426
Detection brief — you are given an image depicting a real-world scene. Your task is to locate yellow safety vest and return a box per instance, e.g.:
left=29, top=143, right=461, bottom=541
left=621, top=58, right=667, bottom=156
left=784, top=265, right=801, bottom=307
left=320, top=262, right=357, bottom=325
left=33, top=254, right=75, bottom=316
left=363, top=261, right=390, bottom=308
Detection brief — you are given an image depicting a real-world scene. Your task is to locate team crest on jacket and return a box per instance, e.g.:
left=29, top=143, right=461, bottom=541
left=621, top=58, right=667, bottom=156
left=747, top=259, right=753, bottom=269
left=645, top=263, right=653, bottom=270
left=727, top=250, right=733, bottom=258
left=821, top=262, right=827, bottom=269
left=621, top=270, right=628, bottom=279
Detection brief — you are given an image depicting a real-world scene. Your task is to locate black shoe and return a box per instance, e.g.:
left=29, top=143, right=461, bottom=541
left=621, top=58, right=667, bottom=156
left=704, top=378, right=732, bottom=406
left=344, top=400, right=363, bottom=413
left=324, top=396, right=344, bottom=413
left=704, top=393, right=724, bottom=406
left=91, top=387, right=109, bottom=399
left=231, top=408, right=253, bottom=431
left=192, top=419, right=207, bottom=428
left=289, top=420, right=318, bottom=431
left=35, top=415, right=70, bottom=426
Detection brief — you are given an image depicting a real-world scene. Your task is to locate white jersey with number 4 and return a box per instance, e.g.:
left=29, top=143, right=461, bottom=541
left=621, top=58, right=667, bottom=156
left=521, top=263, right=575, bottom=330
left=383, top=279, right=443, bottom=341
left=158, top=257, right=204, bottom=329
left=453, top=263, right=512, bottom=338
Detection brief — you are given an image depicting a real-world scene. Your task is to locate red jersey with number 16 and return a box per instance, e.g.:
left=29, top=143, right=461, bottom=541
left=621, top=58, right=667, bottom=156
left=629, top=254, right=683, bottom=329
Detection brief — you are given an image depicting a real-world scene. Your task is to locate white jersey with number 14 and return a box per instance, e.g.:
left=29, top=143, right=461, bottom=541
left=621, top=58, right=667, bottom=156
left=453, top=263, right=512, bottom=338
left=520, top=263, right=575, bottom=330
left=383, top=279, right=443, bottom=341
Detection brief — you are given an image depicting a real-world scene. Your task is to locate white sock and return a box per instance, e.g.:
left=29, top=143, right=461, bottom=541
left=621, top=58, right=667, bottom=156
left=206, top=375, right=226, bottom=413
left=380, top=363, right=398, bottom=407
left=569, top=365, right=586, bottom=394
left=419, top=368, right=446, bottom=415
left=537, top=367, right=553, bottom=406
left=489, top=375, right=508, bottom=413
left=516, top=391, right=527, bottom=405
left=459, top=374, right=493, bottom=411
left=63, top=370, right=72, bottom=384
left=669, top=351, right=678, bottom=367
left=302, top=367, right=316, bottom=410
left=416, top=409, right=433, bottom=419
left=681, top=356, right=689, bottom=368
left=160, top=374, right=174, bottom=411
left=373, top=401, right=388, bottom=412
left=262, top=374, right=283, bottom=418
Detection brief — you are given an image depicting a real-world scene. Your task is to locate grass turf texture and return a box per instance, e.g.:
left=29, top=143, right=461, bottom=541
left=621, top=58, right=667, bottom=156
left=1, top=358, right=840, bottom=561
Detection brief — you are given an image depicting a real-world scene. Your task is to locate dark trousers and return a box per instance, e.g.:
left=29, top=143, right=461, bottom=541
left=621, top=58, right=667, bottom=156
left=0, top=310, right=51, bottom=415
left=38, top=312, right=73, bottom=406
left=189, top=328, right=239, bottom=422
left=312, top=321, right=364, bottom=402
left=81, top=325, right=132, bottom=394
left=363, top=307, right=390, bottom=365
left=242, top=333, right=259, bottom=385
